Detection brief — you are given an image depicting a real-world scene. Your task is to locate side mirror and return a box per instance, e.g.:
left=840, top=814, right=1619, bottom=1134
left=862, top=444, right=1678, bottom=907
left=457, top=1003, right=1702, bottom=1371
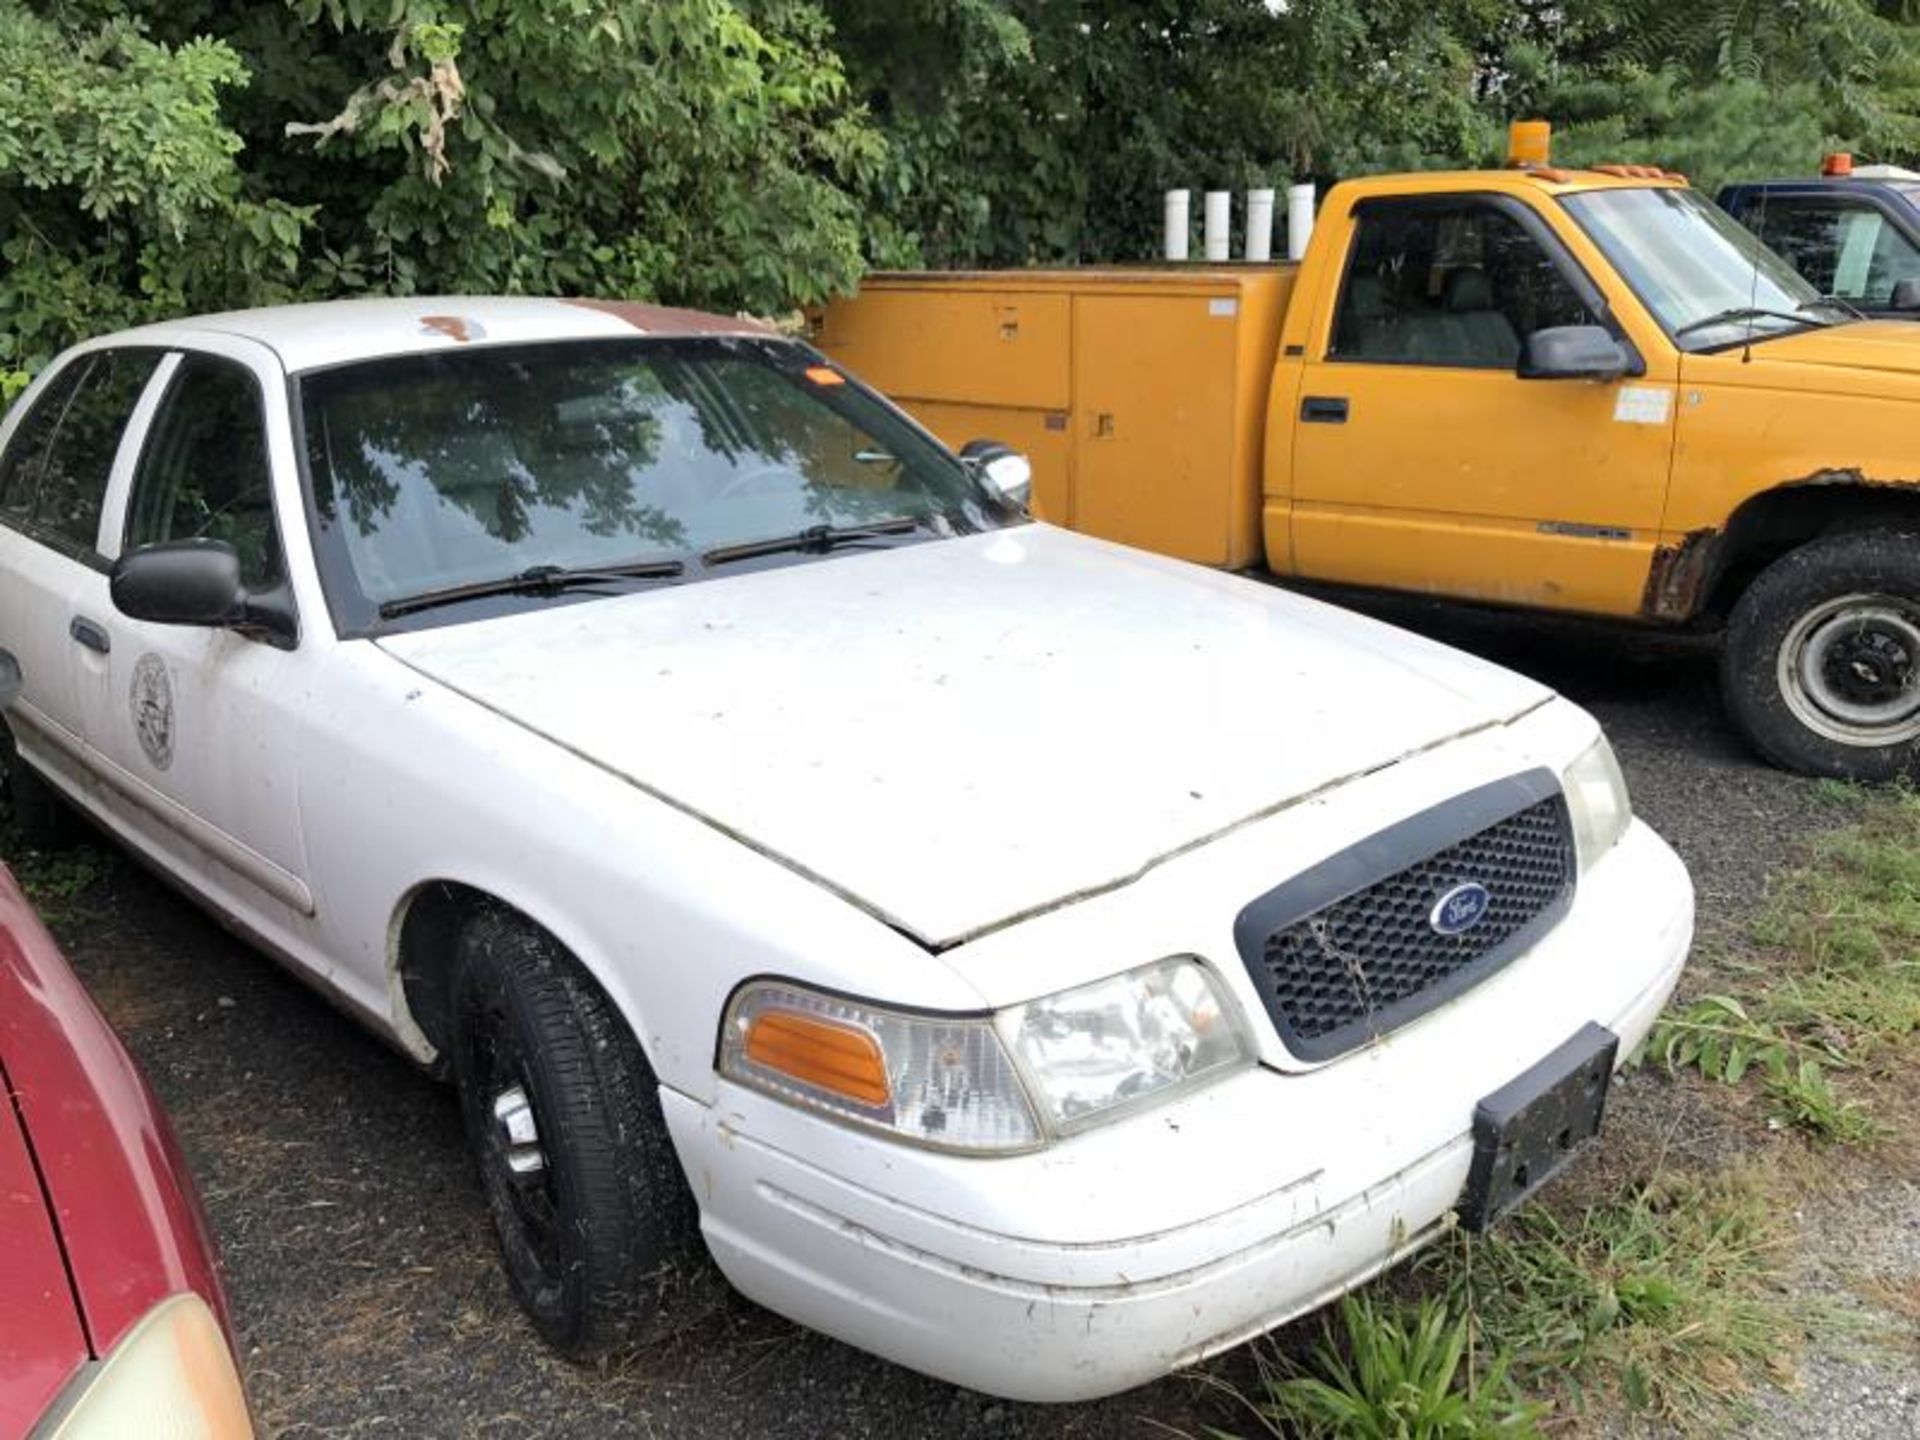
left=1517, top=324, right=1632, bottom=382
left=1891, top=277, right=1920, bottom=312
left=959, top=439, right=1033, bottom=510
left=111, top=540, right=294, bottom=646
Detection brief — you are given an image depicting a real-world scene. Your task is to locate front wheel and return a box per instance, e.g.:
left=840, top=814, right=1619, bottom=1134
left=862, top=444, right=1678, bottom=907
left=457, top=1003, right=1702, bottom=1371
left=1722, top=531, right=1920, bottom=780
left=450, top=909, right=700, bottom=1357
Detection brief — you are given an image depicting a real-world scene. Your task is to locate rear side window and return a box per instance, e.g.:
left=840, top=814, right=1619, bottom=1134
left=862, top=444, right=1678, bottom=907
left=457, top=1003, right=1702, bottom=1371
left=1331, top=202, right=1595, bottom=368
left=32, top=349, right=163, bottom=554
left=126, top=355, right=282, bottom=589
left=0, top=360, right=91, bottom=524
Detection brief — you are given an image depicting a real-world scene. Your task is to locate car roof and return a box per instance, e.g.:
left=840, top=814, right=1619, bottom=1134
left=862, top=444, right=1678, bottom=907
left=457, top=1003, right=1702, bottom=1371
left=1334, top=169, right=1689, bottom=203
left=93, top=296, right=776, bottom=375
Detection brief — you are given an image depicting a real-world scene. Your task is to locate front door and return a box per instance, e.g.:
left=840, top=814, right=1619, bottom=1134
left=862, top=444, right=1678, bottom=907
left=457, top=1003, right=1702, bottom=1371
left=81, top=348, right=314, bottom=922
left=1289, top=195, right=1678, bottom=616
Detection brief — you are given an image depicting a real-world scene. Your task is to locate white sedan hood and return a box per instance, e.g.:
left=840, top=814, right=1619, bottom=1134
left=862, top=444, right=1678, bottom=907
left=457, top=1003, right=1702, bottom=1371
left=376, top=527, right=1550, bottom=948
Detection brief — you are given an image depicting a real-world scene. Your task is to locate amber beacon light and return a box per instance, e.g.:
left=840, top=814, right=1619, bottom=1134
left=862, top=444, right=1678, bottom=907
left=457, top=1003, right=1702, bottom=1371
left=1507, top=119, right=1553, bottom=168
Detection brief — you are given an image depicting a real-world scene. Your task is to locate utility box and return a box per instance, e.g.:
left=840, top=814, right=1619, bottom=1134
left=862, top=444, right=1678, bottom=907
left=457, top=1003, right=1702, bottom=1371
left=813, top=267, right=1296, bottom=569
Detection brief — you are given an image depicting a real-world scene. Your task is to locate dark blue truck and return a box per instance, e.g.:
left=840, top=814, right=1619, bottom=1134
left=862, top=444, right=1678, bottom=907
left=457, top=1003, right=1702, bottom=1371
left=1720, top=165, right=1920, bottom=317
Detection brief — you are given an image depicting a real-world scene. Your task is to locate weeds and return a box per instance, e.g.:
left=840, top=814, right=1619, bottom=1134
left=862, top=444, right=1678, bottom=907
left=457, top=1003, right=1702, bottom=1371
left=1642, top=786, right=1920, bottom=1140
left=1215, top=1294, right=1543, bottom=1440
left=2, top=838, right=112, bottom=932
left=1430, top=1167, right=1797, bottom=1432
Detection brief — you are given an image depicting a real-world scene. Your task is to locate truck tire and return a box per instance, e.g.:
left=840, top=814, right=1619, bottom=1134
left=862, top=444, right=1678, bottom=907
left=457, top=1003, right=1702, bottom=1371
left=0, top=719, right=80, bottom=850
left=1722, top=531, right=1920, bottom=780
left=449, top=908, right=700, bottom=1358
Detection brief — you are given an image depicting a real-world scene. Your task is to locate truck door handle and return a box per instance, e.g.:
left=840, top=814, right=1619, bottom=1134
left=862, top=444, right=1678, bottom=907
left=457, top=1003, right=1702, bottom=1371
left=70, top=616, right=111, bottom=655
left=1301, top=395, right=1349, bottom=424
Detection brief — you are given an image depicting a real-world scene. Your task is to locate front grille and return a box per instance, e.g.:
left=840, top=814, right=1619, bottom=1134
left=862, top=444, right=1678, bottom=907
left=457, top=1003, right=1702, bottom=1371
left=1232, top=772, right=1575, bottom=1062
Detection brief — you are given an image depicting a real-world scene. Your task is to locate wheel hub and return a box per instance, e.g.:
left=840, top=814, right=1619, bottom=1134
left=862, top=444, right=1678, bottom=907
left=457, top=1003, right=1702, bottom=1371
left=491, top=1084, right=547, bottom=1177
left=1781, top=594, right=1920, bottom=745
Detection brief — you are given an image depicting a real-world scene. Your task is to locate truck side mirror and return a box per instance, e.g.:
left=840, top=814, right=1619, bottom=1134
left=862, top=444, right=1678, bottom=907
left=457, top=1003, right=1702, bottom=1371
left=959, top=439, right=1033, bottom=511
left=1891, top=278, right=1920, bottom=311
left=1517, top=325, right=1631, bottom=382
left=111, top=539, right=296, bottom=646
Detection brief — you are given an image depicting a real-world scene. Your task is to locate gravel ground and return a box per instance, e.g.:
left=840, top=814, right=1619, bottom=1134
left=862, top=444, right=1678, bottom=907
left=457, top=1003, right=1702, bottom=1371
left=32, top=591, right=1920, bottom=1438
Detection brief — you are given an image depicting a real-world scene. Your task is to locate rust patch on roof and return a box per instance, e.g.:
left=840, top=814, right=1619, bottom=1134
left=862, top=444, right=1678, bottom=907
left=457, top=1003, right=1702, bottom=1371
left=1641, top=527, right=1720, bottom=621
left=562, top=298, right=773, bottom=337
left=419, top=314, right=482, bottom=343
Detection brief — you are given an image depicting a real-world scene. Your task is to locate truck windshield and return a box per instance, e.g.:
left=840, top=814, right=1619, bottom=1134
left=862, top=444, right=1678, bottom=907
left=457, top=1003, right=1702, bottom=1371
left=1562, top=187, right=1841, bottom=350
left=299, top=336, right=1013, bottom=627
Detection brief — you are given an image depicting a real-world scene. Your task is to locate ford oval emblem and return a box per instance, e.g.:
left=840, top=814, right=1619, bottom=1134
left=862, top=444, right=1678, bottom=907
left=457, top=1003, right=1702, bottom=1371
left=1430, top=882, right=1491, bottom=937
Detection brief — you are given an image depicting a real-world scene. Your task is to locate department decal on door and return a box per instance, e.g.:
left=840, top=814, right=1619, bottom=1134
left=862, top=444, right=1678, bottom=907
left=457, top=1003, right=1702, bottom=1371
left=130, top=654, right=175, bottom=771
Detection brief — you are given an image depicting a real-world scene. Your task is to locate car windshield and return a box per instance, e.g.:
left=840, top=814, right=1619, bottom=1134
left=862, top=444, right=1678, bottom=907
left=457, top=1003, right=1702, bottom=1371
left=298, top=337, right=1009, bottom=622
left=1562, top=187, right=1837, bottom=349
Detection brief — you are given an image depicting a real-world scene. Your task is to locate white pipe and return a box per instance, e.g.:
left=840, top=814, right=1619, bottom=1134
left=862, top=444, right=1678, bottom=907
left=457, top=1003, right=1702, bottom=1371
left=1286, top=181, right=1316, bottom=261
left=1203, top=191, right=1231, bottom=262
left=1245, top=188, right=1275, bottom=262
left=1163, top=190, right=1190, bottom=261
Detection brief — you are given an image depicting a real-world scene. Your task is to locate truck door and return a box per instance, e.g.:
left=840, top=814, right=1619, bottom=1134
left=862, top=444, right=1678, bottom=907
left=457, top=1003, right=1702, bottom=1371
left=1288, top=194, right=1677, bottom=617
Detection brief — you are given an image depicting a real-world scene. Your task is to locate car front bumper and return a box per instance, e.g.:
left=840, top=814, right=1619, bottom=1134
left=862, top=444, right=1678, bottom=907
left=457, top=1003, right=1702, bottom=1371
left=661, top=819, right=1692, bottom=1402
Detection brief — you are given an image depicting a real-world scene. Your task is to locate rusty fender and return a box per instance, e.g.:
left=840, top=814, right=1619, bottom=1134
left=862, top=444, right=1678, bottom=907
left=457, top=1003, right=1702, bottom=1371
left=1641, top=528, right=1720, bottom=621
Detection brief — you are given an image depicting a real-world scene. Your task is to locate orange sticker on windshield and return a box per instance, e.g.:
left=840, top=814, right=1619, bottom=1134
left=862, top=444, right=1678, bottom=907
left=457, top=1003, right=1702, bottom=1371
left=804, top=365, right=846, bottom=386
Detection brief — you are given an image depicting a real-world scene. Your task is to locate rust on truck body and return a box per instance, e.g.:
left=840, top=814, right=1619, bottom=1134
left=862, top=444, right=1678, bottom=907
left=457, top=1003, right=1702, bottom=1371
left=1640, top=528, right=1721, bottom=621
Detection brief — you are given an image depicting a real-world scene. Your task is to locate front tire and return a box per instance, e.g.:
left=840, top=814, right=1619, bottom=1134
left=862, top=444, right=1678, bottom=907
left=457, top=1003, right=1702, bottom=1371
left=450, top=909, right=699, bottom=1358
left=1723, top=531, right=1920, bottom=780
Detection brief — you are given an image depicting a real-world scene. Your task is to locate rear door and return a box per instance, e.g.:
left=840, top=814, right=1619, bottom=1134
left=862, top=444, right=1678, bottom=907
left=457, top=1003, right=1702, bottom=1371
left=0, top=350, right=168, bottom=797
left=1288, top=194, right=1677, bottom=617
left=79, top=344, right=314, bottom=921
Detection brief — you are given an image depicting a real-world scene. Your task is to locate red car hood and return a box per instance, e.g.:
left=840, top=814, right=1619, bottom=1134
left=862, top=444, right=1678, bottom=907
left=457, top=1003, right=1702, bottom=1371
left=0, top=1059, right=87, bottom=1436
left=0, top=866, right=230, bottom=1407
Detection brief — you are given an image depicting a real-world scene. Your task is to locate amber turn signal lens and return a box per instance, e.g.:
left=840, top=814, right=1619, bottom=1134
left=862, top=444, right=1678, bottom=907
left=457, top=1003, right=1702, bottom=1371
left=745, top=1011, right=890, bottom=1107
left=803, top=364, right=846, bottom=386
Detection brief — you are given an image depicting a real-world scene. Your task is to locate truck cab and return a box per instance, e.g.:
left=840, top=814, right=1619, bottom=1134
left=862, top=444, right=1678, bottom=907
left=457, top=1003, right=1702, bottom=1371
left=819, top=142, right=1920, bottom=782
left=1719, top=161, right=1920, bottom=319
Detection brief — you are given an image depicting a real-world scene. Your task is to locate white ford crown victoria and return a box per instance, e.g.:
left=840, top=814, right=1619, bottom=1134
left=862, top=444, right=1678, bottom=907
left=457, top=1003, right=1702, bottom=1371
left=0, top=298, right=1692, bottom=1402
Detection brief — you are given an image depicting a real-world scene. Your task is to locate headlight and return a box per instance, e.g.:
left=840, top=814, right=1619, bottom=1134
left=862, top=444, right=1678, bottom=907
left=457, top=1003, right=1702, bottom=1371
left=719, top=958, right=1253, bottom=1151
left=997, top=957, right=1252, bottom=1134
left=41, top=1292, right=251, bottom=1438
left=719, top=982, right=1043, bottom=1152
left=1563, top=732, right=1631, bottom=870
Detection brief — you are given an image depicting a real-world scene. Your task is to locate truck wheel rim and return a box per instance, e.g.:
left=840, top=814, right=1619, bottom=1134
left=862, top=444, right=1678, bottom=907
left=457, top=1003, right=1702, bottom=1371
left=1779, top=594, right=1920, bottom=745
left=472, top=1022, right=562, bottom=1274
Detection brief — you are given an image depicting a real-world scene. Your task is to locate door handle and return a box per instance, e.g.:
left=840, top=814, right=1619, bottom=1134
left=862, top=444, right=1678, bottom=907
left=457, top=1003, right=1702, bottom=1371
left=1301, top=395, right=1349, bottom=424
left=69, top=617, right=111, bottom=655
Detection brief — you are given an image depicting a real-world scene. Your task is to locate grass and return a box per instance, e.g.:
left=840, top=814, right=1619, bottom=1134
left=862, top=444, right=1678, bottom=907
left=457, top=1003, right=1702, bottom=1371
left=0, top=831, right=114, bottom=933
left=1212, top=1295, right=1544, bottom=1440
left=1641, top=785, right=1920, bottom=1140
left=1427, top=1167, right=1799, bottom=1432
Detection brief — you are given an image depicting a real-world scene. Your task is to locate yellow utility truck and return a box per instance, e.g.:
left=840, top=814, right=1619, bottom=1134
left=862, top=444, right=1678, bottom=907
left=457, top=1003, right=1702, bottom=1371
left=816, top=136, right=1920, bottom=781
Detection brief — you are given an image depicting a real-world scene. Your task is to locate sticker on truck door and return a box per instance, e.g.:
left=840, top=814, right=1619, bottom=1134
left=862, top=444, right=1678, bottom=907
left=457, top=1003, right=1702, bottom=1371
left=1612, top=386, right=1674, bottom=425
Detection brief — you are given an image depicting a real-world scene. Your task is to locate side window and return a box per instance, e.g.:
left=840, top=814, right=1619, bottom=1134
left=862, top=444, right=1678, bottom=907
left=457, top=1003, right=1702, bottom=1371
left=126, top=355, right=282, bottom=589
left=32, top=349, right=164, bottom=555
left=1332, top=203, right=1597, bottom=368
left=1751, top=197, right=1920, bottom=307
left=1751, top=199, right=1848, bottom=295
left=0, top=360, right=92, bottom=525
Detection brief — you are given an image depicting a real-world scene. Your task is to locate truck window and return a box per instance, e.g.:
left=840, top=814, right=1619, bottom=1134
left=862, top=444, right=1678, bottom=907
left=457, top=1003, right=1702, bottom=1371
left=1749, top=197, right=1920, bottom=308
left=1331, top=202, right=1594, bottom=369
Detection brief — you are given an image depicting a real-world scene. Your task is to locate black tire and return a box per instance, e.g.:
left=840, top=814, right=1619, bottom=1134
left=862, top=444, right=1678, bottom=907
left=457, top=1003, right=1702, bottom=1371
left=449, top=908, right=700, bottom=1358
left=0, top=718, right=79, bottom=850
left=1722, top=530, right=1920, bottom=781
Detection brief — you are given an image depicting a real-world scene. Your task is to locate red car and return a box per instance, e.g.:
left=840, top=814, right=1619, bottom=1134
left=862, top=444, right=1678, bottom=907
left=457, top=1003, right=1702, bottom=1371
left=0, top=862, right=250, bottom=1438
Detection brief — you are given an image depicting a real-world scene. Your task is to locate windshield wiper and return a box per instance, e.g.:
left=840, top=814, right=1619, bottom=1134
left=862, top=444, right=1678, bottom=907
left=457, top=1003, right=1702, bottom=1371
left=701, top=516, right=931, bottom=567
left=1804, top=293, right=1866, bottom=320
left=377, top=558, right=685, bottom=619
left=1673, top=306, right=1822, bottom=340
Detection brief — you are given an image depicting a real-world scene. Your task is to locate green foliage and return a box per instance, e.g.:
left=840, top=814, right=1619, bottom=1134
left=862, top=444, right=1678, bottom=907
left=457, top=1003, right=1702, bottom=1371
left=1641, top=785, right=1920, bottom=1141
left=8, top=0, right=1920, bottom=374
left=1221, top=1294, right=1543, bottom=1440
left=1432, top=1169, right=1797, bottom=1431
